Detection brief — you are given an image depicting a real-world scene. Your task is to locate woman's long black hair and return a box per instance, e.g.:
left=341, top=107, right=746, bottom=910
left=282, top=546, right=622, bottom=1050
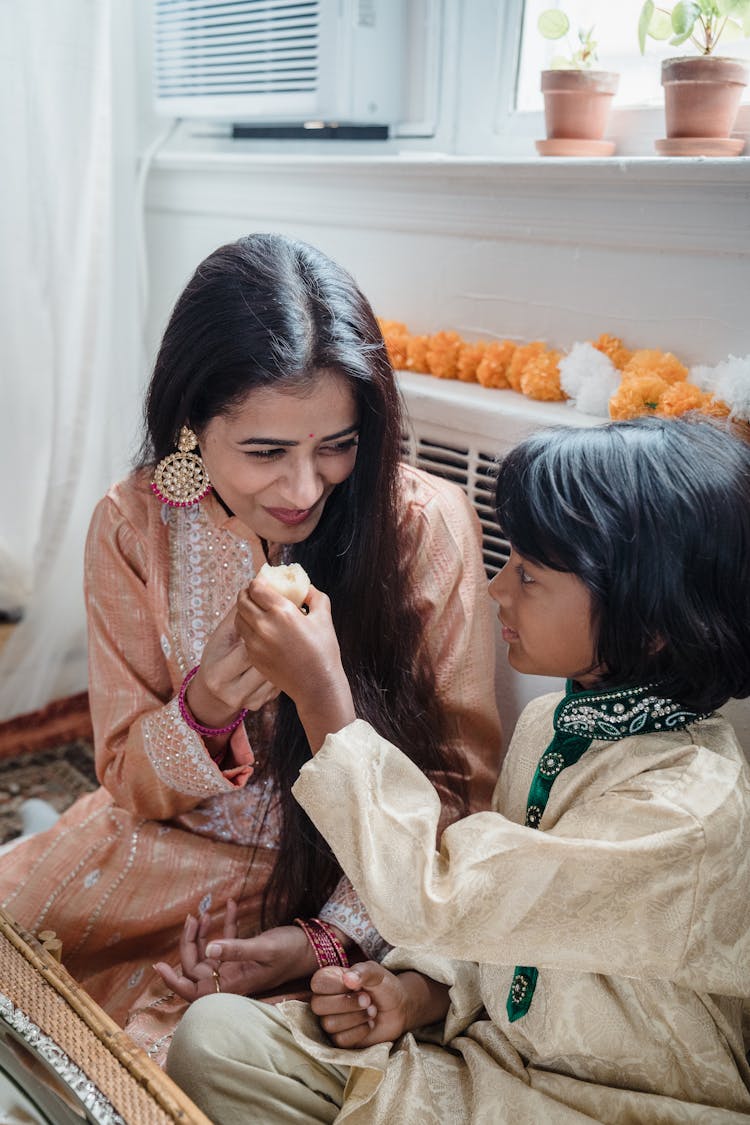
left=140, top=233, right=468, bottom=923
left=494, top=415, right=750, bottom=714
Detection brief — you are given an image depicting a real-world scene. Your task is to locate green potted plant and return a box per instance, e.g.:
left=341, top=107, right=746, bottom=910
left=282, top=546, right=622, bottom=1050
left=536, top=9, right=620, bottom=157
left=639, top=0, right=750, bottom=154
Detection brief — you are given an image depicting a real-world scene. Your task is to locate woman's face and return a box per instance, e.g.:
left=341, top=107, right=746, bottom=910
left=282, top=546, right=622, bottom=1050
left=488, top=548, right=600, bottom=687
left=196, top=370, right=360, bottom=543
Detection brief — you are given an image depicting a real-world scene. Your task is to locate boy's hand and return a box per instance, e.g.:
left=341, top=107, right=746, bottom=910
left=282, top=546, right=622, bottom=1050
left=310, top=962, right=450, bottom=1048
left=236, top=581, right=355, bottom=751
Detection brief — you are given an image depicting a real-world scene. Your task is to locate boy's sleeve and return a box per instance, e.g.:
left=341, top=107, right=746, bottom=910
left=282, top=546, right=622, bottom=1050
left=293, top=718, right=749, bottom=996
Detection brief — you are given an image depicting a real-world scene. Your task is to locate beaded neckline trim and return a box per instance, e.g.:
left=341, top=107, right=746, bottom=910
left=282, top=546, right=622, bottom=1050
left=554, top=682, right=710, bottom=742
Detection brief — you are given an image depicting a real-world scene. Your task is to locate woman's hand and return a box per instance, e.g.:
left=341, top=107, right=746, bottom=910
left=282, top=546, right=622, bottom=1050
left=154, top=906, right=323, bottom=1002
left=310, top=962, right=451, bottom=1048
left=236, top=582, right=355, bottom=751
left=186, top=603, right=279, bottom=731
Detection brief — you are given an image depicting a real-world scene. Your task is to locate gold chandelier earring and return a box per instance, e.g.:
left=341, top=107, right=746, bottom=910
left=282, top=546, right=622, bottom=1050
left=151, top=426, right=212, bottom=508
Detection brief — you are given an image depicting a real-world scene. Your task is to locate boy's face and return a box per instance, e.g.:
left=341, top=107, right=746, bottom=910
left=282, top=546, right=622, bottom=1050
left=489, top=549, right=600, bottom=686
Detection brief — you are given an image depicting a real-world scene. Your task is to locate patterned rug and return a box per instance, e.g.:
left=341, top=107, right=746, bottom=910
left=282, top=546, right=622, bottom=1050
left=0, top=686, right=98, bottom=847
left=0, top=739, right=98, bottom=844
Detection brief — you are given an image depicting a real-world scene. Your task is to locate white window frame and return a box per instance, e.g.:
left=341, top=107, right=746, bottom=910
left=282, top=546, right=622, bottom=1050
left=454, top=0, right=699, bottom=158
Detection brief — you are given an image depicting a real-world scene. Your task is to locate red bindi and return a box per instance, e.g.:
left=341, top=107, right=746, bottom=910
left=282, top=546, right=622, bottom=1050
left=308, top=433, right=314, bottom=438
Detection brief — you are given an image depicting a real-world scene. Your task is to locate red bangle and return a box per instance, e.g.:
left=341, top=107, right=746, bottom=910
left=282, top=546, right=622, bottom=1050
left=293, top=917, right=350, bottom=970
left=314, top=918, right=350, bottom=968
left=178, top=666, right=248, bottom=738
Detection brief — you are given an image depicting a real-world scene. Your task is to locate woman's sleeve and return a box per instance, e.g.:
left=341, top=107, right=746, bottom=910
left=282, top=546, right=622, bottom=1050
left=293, top=720, right=747, bottom=993
left=317, top=876, right=391, bottom=962
left=84, top=495, right=251, bottom=820
left=400, top=472, right=503, bottom=817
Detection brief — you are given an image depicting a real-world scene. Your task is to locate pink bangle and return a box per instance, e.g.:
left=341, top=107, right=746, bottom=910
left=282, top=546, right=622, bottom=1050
left=178, top=666, right=248, bottom=738
left=314, top=918, right=350, bottom=968
left=293, top=917, right=350, bottom=970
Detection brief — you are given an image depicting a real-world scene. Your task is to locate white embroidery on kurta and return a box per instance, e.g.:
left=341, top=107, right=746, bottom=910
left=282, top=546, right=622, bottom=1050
left=142, top=699, right=228, bottom=796
left=166, top=504, right=255, bottom=676
left=183, top=780, right=282, bottom=849
left=319, top=876, right=391, bottom=962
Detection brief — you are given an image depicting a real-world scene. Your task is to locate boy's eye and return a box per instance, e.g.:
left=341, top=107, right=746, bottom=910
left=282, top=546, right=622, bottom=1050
left=517, top=564, right=535, bottom=586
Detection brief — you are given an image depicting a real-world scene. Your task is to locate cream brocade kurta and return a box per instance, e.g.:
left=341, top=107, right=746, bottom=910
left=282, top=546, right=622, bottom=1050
left=0, top=464, right=501, bottom=1062
left=285, top=696, right=750, bottom=1124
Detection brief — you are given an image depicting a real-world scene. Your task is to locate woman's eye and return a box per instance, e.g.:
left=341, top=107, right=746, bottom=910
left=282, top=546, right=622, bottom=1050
left=319, top=439, right=359, bottom=456
left=247, top=448, right=284, bottom=461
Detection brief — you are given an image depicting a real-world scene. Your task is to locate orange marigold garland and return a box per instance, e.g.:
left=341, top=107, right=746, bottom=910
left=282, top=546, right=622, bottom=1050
left=592, top=333, right=632, bottom=370
left=520, top=349, right=567, bottom=402
left=609, top=375, right=669, bottom=421
left=622, top=349, right=688, bottom=385
left=456, top=340, right=487, bottom=384
left=426, top=331, right=463, bottom=380
left=376, top=317, right=746, bottom=424
left=405, top=334, right=430, bottom=373
left=657, top=382, right=707, bottom=416
left=507, top=342, right=547, bottom=392
left=476, top=340, right=515, bottom=389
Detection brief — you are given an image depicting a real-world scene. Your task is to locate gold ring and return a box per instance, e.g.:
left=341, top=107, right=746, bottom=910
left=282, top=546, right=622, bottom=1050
left=212, top=968, right=221, bottom=993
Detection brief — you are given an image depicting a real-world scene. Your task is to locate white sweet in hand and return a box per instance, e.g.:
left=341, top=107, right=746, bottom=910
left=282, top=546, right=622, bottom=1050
left=257, top=562, right=311, bottom=609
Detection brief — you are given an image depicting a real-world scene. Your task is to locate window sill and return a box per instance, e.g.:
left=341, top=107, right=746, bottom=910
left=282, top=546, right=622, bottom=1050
left=152, top=141, right=750, bottom=182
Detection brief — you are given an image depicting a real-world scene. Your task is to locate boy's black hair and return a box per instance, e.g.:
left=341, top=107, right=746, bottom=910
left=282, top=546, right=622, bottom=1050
left=494, top=415, right=750, bottom=713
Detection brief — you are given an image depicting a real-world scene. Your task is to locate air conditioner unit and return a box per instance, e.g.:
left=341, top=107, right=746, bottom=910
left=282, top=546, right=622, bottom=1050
left=153, top=0, right=405, bottom=127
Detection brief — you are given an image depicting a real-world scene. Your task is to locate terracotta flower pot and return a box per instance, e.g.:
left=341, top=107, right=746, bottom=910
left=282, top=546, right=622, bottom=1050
left=541, top=70, right=619, bottom=141
left=661, top=56, right=748, bottom=138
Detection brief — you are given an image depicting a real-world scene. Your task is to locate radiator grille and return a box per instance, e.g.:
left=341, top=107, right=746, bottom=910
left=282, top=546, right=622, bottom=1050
left=154, top=0, right=320, bottom=99
left=401, top=435, right=510, bottom=578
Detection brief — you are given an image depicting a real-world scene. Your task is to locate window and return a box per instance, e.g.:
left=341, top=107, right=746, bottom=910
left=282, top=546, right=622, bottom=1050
left=516, top=0, right=750, bottom=112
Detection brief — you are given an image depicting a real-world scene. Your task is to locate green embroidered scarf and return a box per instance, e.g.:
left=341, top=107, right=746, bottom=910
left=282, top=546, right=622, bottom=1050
left=506, top=681, right=710, bottom=1023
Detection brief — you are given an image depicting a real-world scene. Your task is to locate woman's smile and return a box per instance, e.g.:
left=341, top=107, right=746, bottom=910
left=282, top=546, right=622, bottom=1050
left=264, top=505, right=317, bottom=527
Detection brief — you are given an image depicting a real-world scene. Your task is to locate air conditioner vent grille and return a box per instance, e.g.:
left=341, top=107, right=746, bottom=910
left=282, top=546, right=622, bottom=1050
left=400, top=436, right=509, bottom=578
left=155, top=0, right=320, bottom=98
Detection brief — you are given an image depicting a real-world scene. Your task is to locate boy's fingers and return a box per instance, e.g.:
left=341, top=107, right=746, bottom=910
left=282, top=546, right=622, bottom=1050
left=310, top=991, right=368, bottom=1018
left=310, top=966, right=350, bottom=994
left=342, top=962, right=387, bottom=991
left=246, top=577, right=291, bottom=611
left=319, top=1011, right=371, bottom=1036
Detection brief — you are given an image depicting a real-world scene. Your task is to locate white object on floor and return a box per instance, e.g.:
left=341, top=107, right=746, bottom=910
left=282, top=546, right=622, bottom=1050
left=0, top=801, right=60, bottom=859
left=18, top=800, right=59, bottom=837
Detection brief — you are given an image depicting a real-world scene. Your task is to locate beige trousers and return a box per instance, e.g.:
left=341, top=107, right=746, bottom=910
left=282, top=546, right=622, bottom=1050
left=166, top=994, right=348, bottom=1124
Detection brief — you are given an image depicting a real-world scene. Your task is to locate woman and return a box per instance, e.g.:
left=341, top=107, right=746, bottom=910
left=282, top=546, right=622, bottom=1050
left=0, top=233, right=501, bottom=1064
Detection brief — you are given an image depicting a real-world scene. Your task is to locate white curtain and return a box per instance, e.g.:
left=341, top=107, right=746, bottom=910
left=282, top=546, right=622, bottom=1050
left=0, top=0, right=143, bottom=718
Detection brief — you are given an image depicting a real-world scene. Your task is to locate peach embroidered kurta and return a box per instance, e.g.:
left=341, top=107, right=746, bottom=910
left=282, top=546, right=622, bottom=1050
left=284, top=698, right=750, bottom=1123
left=0, top=464, right=501, bottom=1063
